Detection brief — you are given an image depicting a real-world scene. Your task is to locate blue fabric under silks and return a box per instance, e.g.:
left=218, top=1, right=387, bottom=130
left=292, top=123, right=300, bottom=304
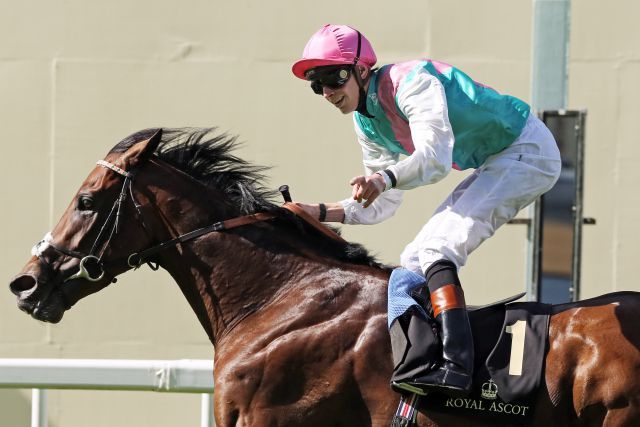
left=387, top=268, right=428, bottom=328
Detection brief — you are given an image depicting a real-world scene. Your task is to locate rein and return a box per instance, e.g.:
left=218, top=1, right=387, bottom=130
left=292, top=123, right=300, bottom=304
left=32, top=160, right=276, bottom=283
left=126, top=212, right=275, bottom=269
left=32, top=158, right=345, bottom=284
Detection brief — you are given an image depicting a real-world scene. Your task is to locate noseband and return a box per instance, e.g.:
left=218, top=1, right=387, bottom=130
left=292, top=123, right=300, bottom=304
left=31, top=159, right=276, bottom=284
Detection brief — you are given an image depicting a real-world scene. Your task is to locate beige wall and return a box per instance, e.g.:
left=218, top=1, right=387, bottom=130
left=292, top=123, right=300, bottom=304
left=1, top=0, right=639, bottom=425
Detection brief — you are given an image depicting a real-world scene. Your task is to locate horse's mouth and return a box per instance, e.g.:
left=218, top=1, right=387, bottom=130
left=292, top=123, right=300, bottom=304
left=15, top=293, right=66, bottom=323
left=31, top=295, right=66, bottom=323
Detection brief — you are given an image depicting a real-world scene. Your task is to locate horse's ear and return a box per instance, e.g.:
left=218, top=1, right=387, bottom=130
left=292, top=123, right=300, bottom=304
left=123, top=129, right=163, bottom=169
left=138, top=129, right=163, bottom=163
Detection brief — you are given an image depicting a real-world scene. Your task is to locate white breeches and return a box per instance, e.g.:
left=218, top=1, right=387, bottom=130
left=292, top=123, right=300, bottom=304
left=400, top=114, right=562, bottom=275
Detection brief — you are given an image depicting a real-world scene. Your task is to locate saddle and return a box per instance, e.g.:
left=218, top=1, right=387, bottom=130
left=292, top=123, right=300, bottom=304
left=413, top=292, right=551, bottom=425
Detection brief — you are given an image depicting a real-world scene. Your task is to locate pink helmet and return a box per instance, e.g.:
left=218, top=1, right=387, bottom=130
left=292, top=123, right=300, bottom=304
left=292, top=24, right=377, bottom=80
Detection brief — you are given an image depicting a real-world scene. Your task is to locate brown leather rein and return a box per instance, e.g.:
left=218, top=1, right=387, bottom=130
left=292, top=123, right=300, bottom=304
left=127, top=211, right=277, bottom=268
left=32, top=159, right=346, bottom=291
left=101, top=162, right=347, bottom=270
left=129, top=202, right=346, bottom=268
left=34, top=159, right=346, bottom=285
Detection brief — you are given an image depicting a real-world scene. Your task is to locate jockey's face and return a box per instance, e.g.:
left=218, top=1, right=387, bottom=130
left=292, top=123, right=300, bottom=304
left=322, top=65, right=369, bottom=115
left=306, top=65, right=368, bottom=115
left=321, top=73, right=360, bottom=114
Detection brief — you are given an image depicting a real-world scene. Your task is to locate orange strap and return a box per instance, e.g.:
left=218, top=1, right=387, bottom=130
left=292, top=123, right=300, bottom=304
left=281, top=202, right=346, bottom=243
left=431, top=284, right=466, bottom=317
left=221, top=212, right=276, bottom=229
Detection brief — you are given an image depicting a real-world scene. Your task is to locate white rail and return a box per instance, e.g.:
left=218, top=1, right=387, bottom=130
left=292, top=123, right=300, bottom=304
left=0, top=358, right=215, bottom=427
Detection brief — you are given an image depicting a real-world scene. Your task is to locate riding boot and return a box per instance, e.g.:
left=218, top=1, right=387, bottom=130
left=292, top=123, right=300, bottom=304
left=414, top=261, right=473, bottom=396
left=407, top=260, right=474, bottom=397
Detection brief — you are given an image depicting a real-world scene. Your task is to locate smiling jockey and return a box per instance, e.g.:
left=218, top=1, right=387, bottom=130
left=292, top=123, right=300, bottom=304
left=291, top=24, right=561, bottom=396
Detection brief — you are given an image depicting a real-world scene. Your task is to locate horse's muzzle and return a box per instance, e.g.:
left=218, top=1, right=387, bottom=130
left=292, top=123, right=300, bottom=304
left=9, top=270, right=67, bottom=323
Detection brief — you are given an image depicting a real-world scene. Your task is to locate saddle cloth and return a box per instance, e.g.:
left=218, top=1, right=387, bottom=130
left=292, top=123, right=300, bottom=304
left=420, top=296, right=551, bottom=425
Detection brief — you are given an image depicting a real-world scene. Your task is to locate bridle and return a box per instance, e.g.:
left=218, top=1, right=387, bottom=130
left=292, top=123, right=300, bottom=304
left=31, top=159, right=276, bottom=284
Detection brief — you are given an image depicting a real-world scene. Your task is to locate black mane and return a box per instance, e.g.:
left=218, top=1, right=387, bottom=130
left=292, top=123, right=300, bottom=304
left=111, top=128, right=388, bottom=270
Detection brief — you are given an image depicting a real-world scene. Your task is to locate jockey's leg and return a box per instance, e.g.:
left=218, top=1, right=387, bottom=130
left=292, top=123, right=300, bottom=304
left=388, top=168, right=483, bottom=396
left=414, top=114, right=562, bottom=273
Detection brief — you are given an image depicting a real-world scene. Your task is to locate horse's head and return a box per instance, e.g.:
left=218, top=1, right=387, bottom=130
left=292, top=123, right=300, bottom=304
left=9, top=129, right=163, bottom=323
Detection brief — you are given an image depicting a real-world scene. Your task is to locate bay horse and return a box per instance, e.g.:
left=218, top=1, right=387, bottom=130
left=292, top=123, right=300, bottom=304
left=9, top=128, right=640, bottom=426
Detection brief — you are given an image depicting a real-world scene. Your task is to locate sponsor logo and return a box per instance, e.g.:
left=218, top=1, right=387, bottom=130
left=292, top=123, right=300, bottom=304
left=441, top=378, right=530, bottom=417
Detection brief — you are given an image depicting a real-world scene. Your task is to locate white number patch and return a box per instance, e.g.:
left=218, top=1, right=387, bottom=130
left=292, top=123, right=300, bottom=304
left=505, top=320, right=526, bottom=376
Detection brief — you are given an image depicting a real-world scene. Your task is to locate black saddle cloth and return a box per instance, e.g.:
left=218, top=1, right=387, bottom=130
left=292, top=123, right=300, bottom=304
left=419, top=293, right=551, bottom=425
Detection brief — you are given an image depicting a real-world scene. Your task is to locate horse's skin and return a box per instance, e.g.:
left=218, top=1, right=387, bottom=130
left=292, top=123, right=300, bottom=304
left=9, top=129, right=640, bottom=426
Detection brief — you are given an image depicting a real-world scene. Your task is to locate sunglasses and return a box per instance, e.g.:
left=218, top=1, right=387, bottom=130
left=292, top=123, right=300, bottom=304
left=306, top=66, right=353, bottom=95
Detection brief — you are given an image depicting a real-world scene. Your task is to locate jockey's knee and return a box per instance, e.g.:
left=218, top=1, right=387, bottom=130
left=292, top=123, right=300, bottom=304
left=419, top=247, right=463, bottom=276
left=400, top=245, right=422, bottom=275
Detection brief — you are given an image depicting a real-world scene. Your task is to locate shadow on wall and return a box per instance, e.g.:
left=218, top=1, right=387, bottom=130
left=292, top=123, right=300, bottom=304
left=0, top=389, right=57, bottom=427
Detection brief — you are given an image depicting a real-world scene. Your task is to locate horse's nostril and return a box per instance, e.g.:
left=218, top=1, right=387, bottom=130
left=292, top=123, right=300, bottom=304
left=10, top=274, right=38, bottom=296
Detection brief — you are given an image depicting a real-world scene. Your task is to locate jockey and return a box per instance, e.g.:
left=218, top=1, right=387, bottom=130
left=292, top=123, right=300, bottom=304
left=291, top=24, right=561, bottom=397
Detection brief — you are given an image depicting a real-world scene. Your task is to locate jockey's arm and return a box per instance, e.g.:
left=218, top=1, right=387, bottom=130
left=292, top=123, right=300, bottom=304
left=296, top=184, right=403, bottom=225
left=294, top=202, right=345, bottom=223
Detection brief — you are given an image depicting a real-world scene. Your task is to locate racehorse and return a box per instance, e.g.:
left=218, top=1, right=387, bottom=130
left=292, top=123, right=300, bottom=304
left=9, top=128, right=640, bottom=426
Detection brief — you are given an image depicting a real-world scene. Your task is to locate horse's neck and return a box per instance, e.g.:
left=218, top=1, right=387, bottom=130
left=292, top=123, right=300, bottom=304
left=160, top=226, right=341, bottom=346
left=139, top=162, right=387, bottom=347
left=135, top=163, right=243, bottom=343
left=138, top=166, right=317, bottom=344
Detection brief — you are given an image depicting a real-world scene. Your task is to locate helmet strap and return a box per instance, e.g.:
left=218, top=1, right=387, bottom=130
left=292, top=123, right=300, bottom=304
left=352, top=31, right=373, bottom=118
left=353, top=64, right=373, bottom=118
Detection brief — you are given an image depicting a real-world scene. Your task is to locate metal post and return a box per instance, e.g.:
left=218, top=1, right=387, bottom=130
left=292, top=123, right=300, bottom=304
left=570, top=111, right=587, bottom=301
left=526, top=197, right=543, bottom=301
left=528, top=0, right=571, bottom=299
left=531, top=0, right=571, bottom=110
left=201, top=393, right=214, bottom=427
left=31, top=389, right=47, bottom=427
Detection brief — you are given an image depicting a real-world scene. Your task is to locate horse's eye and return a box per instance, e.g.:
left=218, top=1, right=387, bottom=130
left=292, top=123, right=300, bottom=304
left=78, top=196, right=94, bottom=211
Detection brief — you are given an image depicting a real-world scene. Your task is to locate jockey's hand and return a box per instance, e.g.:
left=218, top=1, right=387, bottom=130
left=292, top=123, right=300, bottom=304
left=350, top=174, right=385, bottom=208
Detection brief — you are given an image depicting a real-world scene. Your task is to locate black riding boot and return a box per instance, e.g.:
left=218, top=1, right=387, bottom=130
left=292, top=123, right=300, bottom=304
left=393, top=260, right=474, bottom=397
left=415, top=305, right=474, bottom=395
